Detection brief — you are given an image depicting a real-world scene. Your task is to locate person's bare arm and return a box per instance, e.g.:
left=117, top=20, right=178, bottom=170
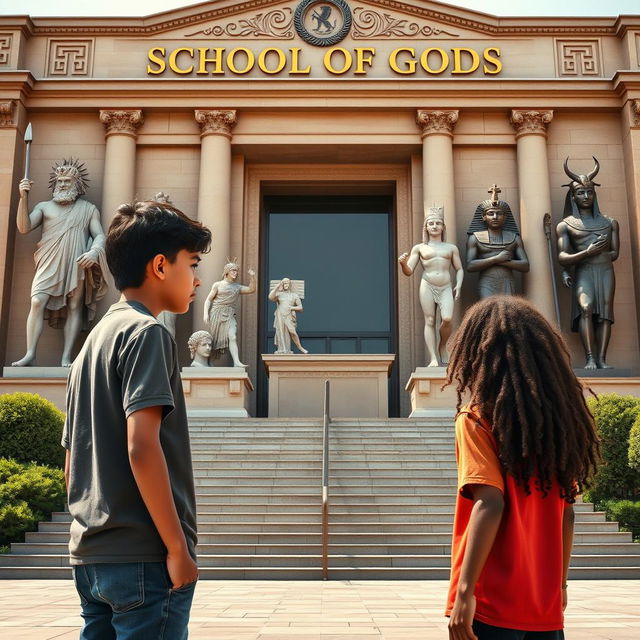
left=64, top=449, right=71, bottom=493
left=268, top=280, right=282, bottom=301
left=240, top=269, right=256, bottom=294
left=562, top=503, right=575, bottom=611
left=557, top=221, right=606, bottom=267
left=608, top=220, right=619, bottom=262
left=448, top=485, right=505, bottom=640
left=16, top=179, right=44, bottom=233
left=127, top=405, right=198, bottom=589
left=77, top=210, right=105, bottom=269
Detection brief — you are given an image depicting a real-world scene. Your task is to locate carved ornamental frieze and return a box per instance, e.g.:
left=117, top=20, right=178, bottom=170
left=0, top=100, right=15, bottom=128
left=631, top=101, right=640, bottom=129
left=510, top=110, right=554, bottom=139
left=195, top=110, right=238, bottom=138
left=185, top=9, right=294, bottom=39
left=99, top=110, right=145, bottom=138
left=352, top=8, right=458, bottom=39
left=416, top=110, right=459, bottom=138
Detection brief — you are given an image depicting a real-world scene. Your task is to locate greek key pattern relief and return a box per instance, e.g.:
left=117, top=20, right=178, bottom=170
left=185, top=8, right=294, bottom=39
left=46, top=39, right=94, bottom=76
left=352, top=8, right=458, bottom=39
left=0, top=34, right=12, bottom=65
left=556, top=39, right=601, bottom=76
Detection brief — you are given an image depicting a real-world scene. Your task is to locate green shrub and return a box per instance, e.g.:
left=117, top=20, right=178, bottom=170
left=629, top=413, right=640, bottom=472
left=595, top=499, right=640, bottom=541
left=0, top=392, right=65, bottom=467
left=0, top=458, right=66, bottom=546
left=587, top=394, right=640, bottom=502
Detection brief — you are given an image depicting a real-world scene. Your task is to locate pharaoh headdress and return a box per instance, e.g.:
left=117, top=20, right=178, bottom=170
left=467, top=187, right=520, bottom=235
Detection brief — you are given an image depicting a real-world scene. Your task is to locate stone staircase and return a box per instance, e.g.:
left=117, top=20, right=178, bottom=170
left=0, top=417, right=638, bottom=579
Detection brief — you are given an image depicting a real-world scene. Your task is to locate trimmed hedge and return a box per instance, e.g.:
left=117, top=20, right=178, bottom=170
left=586, top=394, right=640, bottom=502
left=0, top=458, right=66, bottom=546
left=596, top=499, right=640, bottom=542
left=0, top=392, right=65, bottom=467
left=629, top=413, right=640, bottom=472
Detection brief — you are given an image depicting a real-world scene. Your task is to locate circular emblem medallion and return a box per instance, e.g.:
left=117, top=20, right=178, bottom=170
left=294, top=0, right=352, bottom=47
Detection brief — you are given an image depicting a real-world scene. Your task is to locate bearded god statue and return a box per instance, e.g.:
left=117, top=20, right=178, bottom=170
left=556, top=157, right=619, bottom=370
left=12, top=158, right=110, bottom=367
left=466, top=185, right=529, bottom=298
left=398, top=207, right=463, bottom=367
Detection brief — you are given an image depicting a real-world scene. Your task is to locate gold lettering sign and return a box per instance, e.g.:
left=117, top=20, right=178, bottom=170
left=146, top=46, right=502, bottom=77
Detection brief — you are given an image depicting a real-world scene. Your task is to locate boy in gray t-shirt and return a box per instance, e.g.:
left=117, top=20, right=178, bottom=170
left=62, top=200, right=211, bottom=639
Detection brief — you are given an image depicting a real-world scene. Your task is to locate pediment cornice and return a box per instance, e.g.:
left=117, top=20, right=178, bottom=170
left=0, top=0, right=627, bottom=37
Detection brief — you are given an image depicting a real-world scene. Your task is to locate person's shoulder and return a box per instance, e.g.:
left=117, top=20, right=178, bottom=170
left=455, top=404, right=490, bottom=432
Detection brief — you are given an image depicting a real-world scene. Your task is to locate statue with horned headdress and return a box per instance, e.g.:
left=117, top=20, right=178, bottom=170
left=12, top=158, right=110, bottom=367
left=556, top=157, right=619, bottom=369
left=466, top=184, right=530, bottom=298
left=203, top=259, right=256, bottom=367
left=399, top=207, right=464, bottom=367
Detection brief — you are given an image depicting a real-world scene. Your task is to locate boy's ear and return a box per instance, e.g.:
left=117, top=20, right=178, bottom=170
left=150, top=254, right=167, bottom=280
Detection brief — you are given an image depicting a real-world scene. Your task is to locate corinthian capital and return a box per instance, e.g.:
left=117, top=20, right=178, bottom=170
left=416, top=110, right=459, bottom=138
left=99, top=110, right=144, bottom=138
left=0, top=100, right=15, bottom=128
left=510, top=110, right=553, bottom=139
left=631, top=100, right=640, bottom=128
left=195, top=110, right=237, bottom=138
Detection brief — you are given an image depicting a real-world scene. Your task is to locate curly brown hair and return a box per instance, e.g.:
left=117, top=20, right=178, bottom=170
left=445, top=296, right=599, bottom=502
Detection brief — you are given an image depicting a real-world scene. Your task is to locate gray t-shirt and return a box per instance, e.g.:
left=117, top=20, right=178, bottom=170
left=62, top=300, right=197, bottom=564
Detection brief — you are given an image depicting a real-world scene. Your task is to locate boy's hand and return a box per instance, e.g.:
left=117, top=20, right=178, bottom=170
left=562, top=587, right=568, bottom=611
left=448, top=594, right=478, bottom=640
left=167, top=546, right=198, bottom=590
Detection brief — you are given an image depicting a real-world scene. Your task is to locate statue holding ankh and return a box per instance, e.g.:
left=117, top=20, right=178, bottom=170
left=12, top=135, right=111, bottom=366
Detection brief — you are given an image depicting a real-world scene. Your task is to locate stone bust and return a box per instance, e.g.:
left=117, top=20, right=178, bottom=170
left=188, top=330, right=213, bottom=367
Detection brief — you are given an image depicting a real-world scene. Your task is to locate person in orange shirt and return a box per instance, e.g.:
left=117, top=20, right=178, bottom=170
left=444, top=296, right=600, bottom=640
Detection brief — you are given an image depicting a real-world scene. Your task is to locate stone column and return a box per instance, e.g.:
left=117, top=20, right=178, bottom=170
left=416, top=110, right=459, bottom=240
left=510, top=109, right=556, bottom=323
left=98, top=110, right=143, bottom=310
left=99, top=109, right=144, bottom=222
left=194, top=109, right=237, bottom=324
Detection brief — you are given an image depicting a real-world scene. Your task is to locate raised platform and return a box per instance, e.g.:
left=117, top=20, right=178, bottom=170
left=181, top=367, right=254, bottom=417
left=405, top=367, right=457, bottom=418
left=262, top=354, right=395, bottom=418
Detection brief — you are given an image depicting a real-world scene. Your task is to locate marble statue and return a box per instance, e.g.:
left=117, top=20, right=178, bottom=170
left=466, top=184, right=530, bottom=298
left=153, top=193, right=177, bottom=337
left=399, top=207, right=463, bottom=367
left=268, top=278, right=308, bottom=354
left=12, top=158, right=110, bottom=367
left=188, top=330, right=213, bottom=367
left=203, top=260, right=256, bottom=367
left=556, top=157, right=619, bottom=369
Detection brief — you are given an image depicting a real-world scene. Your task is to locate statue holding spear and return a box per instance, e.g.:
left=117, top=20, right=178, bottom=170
left=12, top=125, right=111, bottom=367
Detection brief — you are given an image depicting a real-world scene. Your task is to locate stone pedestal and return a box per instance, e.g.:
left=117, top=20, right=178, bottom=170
left=1, top=367, right=69, bottom=410
left=405, top=367, right=458, bottom=418
left=262, top=354, right=395, bottom=418
left=181, top=367, right=253, bottom=418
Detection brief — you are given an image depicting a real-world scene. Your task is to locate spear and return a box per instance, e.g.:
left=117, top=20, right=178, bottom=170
left=543, top=213, right=561, bottom=326
left=23, top=123, right=32, bottom=181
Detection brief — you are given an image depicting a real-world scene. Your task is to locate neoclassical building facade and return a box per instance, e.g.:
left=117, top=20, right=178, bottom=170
left=1, top=0, right=639, bottom=415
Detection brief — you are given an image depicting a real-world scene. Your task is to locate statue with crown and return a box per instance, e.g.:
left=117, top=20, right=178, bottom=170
left=12, top=158, right=111, bottom=367
left=556, top=157, right=619, bottom=370
left=466, top=184, right=530, bottom=299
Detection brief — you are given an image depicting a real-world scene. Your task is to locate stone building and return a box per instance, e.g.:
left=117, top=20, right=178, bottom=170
left=1, top=0, right=640, bottom=416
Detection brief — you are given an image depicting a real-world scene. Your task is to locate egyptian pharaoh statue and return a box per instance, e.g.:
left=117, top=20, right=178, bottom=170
left=466, top=185, right=529, bottom=298
left=556, top=157, right=619, bottom=369
left=12, top=158, right=110, bottom=367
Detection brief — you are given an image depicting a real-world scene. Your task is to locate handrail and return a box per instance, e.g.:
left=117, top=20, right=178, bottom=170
left=321, top=379, right=330, bottom=580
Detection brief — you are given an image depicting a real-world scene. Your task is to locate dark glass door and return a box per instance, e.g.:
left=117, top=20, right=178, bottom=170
left=258, top=195, right=398, bottom=416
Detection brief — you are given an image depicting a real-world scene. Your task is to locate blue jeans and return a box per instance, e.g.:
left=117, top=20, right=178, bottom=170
left=72, top=562, right=196, bottom=640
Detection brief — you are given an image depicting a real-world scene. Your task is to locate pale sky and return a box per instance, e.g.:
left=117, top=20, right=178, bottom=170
left=0, top=0, right=638, bottom=17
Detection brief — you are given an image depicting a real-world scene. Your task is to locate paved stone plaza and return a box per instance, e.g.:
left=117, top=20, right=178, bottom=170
left=0, top=579, right=638, bottom=639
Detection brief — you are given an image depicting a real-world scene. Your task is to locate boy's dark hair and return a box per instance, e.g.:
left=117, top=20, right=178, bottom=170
left=106, top=201, right=212, bottom=290
left=446, top=295, right=600, bottom=503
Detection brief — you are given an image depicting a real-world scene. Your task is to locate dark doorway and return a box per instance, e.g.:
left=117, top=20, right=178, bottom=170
left=258, top=195, right=399, bottom=416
